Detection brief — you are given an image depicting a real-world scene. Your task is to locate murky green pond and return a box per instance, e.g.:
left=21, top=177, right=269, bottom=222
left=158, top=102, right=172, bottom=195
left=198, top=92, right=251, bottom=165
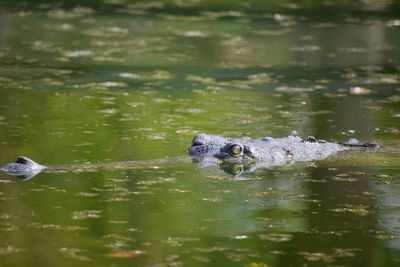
left=1, top=0, right=400, bottom=266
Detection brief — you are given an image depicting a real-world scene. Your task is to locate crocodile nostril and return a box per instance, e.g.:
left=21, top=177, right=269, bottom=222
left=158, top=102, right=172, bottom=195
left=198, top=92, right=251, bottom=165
left=192, top=139, right=205, bottom=147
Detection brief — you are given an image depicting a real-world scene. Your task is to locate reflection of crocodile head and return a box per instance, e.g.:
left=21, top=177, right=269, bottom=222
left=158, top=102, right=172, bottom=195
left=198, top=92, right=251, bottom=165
left=188, top=131, right=379, bottom=175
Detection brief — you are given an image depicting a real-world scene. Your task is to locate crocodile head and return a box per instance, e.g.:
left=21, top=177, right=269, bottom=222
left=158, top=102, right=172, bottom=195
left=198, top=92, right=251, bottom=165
left=188, top=133, right=258, bottom=162
left=188, top=134, right=230, bottom=158
left=1, top=156, right=46, bottom=180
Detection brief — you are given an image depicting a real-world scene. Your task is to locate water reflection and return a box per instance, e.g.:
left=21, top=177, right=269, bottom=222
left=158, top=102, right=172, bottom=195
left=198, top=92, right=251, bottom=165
left=1, top=168, right=42, bottom=180
left=0, top=1, right=398, bottom=70
left=303, top=167, right=378, bottom=266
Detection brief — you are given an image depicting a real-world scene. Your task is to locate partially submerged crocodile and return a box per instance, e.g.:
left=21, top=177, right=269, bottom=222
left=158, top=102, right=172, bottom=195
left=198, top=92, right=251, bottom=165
left=188, top=131, right=379, bottom=174
left=1, top=131, right=378, bottom=179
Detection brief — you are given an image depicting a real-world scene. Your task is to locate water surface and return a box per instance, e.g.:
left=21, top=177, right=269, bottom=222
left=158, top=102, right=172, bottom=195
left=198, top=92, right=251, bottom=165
left=0, top=0, right=400, bottom=266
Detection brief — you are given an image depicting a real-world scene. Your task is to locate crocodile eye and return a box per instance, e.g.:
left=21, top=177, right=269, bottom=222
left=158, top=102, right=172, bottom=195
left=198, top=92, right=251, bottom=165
left=228, top=144, right=242, bottom=156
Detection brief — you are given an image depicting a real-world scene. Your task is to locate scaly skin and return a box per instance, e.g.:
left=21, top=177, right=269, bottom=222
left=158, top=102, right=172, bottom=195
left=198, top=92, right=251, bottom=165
left=0, top=156, right=46, bottom=179
left=188, top=131, right=379, bottom=164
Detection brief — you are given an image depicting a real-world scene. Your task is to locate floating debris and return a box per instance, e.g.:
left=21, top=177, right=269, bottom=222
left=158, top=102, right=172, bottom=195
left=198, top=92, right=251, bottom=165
left=345, top=73, right=399, bottom=84
left=247, top=73, right=272, bottom=85
left=169, top=188, right=190, bottom=193
left=192, top=256, right=210, bottom=263
left=299, top=252, right=333, bottom=263
left=48, top=7, right=94, bottom=19
left=176, top=108, right=205, bottom=114
left=127, top=2, right=164, bottom=11
left=289, top=45, right=321, bottom=52
left=104, top=197, right=130, bottom=202
left=233, top=235, right=248, bottom=240
left=0, top=246, right=24, bottom=255
left=146, top=133, right=167, bottom=140
left=174, top=0, right=201, bottom=8
left=71, top=210, right=103, bottom=220
left=201, top=197, right=221, bottom=202
left=259, top=233, right=292, bottom=242
left=202, top=10, right=243, bottom=19
left=41, top=78, right=64, bottom=87
left=186, top=75, right=215, bottom=84
left=102, top=82, right=127, bottom=87
left=128, top=102, right=144, bottom=108
left=59, top=247, right=91, bottom=261
left=369, top=229, right=396, bottom=240
left=330, top=205, right=370, bottom=216
left=330, top=173, right=358, bottom=182
left=376, top=174, right=400, bottom=184
left=283, top=194, right=321, bottom=203
left=98, top=108, right=119, bottom=115
left=181, top=31, right=209, bottom=38
left=349, top=86, right=371, bottom=95
left=118, top=71, right=173, bottom=80
left=76, top=192, right=99, bottom=197
left=105, top=250, right=145, bottom=258
left=386, top=20, right=400, bottom=27
left=245, top=262, right=269, bottom=267
left=275, top=86, right=313, bottom=93
left=27, top=223, right=87, bottom=231
left=0, top=214, right=17, bottom=219
left=54, top=23, right=74, bottom=31
left=64, top=50, right=93, bottom=58
left=118, top=73, right=137, bottom=79
left=392, top=113, right=400, bottom=118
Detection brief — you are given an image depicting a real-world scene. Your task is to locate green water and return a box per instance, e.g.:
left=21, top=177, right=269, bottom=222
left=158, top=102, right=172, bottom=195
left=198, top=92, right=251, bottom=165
left=1, top=0, right=400, bottom=266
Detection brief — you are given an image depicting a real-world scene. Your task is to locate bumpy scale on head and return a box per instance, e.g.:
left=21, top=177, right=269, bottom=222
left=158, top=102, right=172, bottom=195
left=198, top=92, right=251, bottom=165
left=188, top=134, right=230, bottom=157
left=188, top=131, right=378, bottom=165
